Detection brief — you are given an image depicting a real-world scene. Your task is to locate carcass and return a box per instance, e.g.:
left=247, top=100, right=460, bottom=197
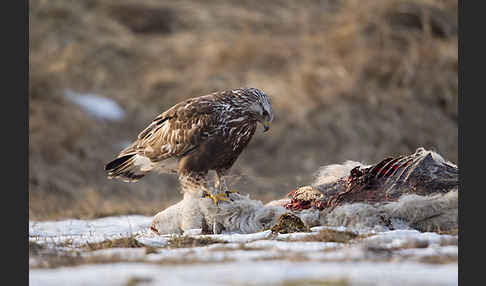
left=151, top=148, right=458, bottom=234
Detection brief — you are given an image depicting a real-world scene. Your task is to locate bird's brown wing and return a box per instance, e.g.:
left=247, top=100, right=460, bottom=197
left=121, top=96, right=218, bottom=162
left=105, top=92, right=223, bottom=181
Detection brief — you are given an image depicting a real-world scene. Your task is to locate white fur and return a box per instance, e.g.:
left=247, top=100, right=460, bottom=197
left=151, top=189, right=458, bottom=235
left=382, top=190, right=458, bottom=232
left=313, top=160, right=369, bottom=186
left=151, top=148, right=458, bottom=235
left=152, top=190, right=289, bottom=235
left=319, top=190, right=458, bottom=232
left=150, top=200, right=184, bottom=234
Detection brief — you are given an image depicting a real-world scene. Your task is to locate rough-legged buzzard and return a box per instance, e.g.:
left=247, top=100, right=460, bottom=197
left=105, top=87, right=274, bottom=203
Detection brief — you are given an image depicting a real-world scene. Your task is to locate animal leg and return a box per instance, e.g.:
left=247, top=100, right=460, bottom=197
left=215, top=170, right=240, bottom=194
left=178, top=172, right=232, bottom=205
left=215, top=170, right=229, bottom=192
left=178, top=172, right=210, bottom=197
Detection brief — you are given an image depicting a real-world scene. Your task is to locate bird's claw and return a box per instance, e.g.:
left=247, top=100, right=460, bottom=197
left=203, top=190, right=238, bottom=205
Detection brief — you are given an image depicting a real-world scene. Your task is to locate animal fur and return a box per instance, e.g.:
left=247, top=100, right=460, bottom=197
left=151, top=188, right=289, bottom=235
left=151, top=148, right=458, bottom=234
left=151, top=188, right=457, bottom=234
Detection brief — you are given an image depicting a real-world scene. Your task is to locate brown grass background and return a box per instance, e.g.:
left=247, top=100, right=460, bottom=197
left=29, top=0, right=458, bottom=220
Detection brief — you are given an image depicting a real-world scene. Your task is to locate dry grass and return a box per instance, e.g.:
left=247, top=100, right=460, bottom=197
left=419, top=255, right=458, bottom=264
left=299, top=228, right=360, bottom=243
left=124, top=277, right=153, bottom=286
left=167, top=235, right=226, bottom=248
left=83, top=237, right=145, bottom=251
left=30, top=251, right=236, bottom=269
left=29, top=240, right=141, bottom=268
left=29, top=236, right=227, bottom=269
left=437, top=228, right=459, bottom=236
left=29, top=0, right=458, bottom=220
left=30, top=252, right=135, bottom=269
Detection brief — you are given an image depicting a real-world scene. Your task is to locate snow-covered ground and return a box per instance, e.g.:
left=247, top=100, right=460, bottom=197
left=29, top=215, right=458, bottom=286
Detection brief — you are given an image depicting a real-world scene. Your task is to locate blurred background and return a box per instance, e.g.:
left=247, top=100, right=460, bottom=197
left=29, top=0, right=458, bottom=221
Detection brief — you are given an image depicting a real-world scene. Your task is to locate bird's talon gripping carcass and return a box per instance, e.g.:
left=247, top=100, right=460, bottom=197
left=203, top=191, right=233, bottom=205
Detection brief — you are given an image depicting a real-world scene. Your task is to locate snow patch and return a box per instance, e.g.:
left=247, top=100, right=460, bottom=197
left=29, top=261, right=458, bottom=286
left=29, top=215, right=458, bottom=286
left=64, top=90, right=125, bottom=121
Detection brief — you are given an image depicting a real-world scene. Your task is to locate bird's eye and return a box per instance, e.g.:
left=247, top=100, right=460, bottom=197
left=262, top=110, right=268, bottom=117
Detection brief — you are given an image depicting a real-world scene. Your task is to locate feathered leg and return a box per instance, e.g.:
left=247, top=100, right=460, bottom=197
left=215, top=170, right=229, bottom=192
left=178, top=172, right=208, bottom=195
left=179, top=172, right=231, bottom=205
left=214, top=169, right=238, bottom=201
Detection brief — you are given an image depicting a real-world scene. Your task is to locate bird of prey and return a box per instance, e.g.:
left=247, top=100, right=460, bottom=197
left=105, top=87, right=274, bottom=204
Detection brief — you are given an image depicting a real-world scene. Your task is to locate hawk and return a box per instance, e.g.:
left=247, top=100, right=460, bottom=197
left=105, top=87, right=274, bottom=203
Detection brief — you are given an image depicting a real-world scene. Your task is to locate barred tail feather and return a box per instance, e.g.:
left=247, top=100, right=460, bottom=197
left=105, top=154, right=148, bottom=182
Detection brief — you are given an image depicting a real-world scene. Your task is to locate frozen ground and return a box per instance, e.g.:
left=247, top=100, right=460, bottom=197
left=29, top=215, right=458, bottom=286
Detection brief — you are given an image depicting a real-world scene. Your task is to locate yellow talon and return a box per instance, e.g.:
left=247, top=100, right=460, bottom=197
left=203, top=191, right=234, bottom=205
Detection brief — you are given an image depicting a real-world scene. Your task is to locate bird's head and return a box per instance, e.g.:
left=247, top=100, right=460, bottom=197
left=242, top=88, right=274, bottom=132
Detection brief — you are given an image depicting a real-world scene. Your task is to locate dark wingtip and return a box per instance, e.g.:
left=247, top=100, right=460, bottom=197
left=105, top=154, right=133, bottom=171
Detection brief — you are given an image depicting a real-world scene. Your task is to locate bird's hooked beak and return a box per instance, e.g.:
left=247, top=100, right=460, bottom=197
left=261, top=117, right=271, bottom=132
